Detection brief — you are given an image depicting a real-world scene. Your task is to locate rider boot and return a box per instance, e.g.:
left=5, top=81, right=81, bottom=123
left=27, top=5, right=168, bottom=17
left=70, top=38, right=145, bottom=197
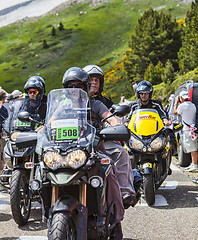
left=110, top=222, right=123, bottom=240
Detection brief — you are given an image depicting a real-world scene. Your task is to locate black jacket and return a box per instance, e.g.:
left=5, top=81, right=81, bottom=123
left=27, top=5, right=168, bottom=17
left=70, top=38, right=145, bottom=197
left=92, top=93, right=113, bottom=109
left=125, top=99, right=167, bottom=122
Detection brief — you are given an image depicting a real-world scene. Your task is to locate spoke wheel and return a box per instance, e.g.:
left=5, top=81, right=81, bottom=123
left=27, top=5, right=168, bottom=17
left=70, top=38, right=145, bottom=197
left=10, top=169, right=31, bottom=226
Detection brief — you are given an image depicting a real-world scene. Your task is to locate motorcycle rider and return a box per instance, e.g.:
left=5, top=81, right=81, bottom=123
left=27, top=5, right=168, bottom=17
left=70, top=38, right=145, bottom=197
left=83, top=65, right=113, bottom=108
left=83, top=65, right=138, bottom=210
left=24, top=76, right=47, bottom=122
left=26, top=76, right=47, bottom=104
left=125, top=80, right=170, bottom=126
left=61, top=67, right=129, bottom=239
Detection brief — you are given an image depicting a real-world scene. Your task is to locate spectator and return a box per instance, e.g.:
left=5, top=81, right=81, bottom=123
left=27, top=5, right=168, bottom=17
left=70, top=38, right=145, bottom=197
left=132, top=81, right=138, bottom=93
left=6, top=90, right=23, bottom=102
left=0, top=89, right=8, bottom=174
left=174, top=90, right=198, bottom=172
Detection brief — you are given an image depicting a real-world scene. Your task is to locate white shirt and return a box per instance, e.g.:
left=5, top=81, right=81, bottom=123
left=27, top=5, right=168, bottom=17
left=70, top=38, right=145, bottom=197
left=177, top=101, right=196, bottom=130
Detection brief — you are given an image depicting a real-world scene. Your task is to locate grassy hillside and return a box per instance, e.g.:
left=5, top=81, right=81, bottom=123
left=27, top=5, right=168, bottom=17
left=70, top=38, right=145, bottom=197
left=0, top=0, right=192, bottom=97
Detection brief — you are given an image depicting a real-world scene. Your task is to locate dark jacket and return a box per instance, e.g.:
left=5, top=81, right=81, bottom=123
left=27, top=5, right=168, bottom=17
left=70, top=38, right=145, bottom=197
left=0, top=105, right=8, bottom=132
left=92, top=93, right=113, bottom=109
left=125, top=99, right=167, bottom=122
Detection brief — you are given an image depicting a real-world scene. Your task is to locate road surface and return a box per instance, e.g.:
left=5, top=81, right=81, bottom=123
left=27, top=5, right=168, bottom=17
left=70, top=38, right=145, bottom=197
left=0, top=161, right=198, bottom=239
left=0, top=0, right=69, bottom=27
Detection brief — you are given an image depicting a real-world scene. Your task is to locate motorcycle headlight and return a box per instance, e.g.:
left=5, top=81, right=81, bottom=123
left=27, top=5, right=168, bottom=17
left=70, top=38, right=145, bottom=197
left=149, top=137, right=163, bottom=151
left=129, top=136, right=144, bottom=150
left=10, top=131, right=21, bottom=142
left=44, top=152, right=62, bottom=170
left=66, top=150, right=87, bottom=169
left=43, top=150, right=87, bottom=170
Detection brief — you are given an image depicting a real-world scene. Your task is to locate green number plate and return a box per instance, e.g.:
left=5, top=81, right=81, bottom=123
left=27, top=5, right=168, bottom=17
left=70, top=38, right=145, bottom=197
left=56, top=127, right=78, bottom=140
left=15, top=119, right=31, bottom=127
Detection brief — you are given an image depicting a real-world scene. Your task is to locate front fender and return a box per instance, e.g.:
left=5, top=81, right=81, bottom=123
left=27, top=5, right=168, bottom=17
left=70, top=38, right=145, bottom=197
left=53, top=195, right=79, bottom=213
left=141, top=162, right=154, bottom=174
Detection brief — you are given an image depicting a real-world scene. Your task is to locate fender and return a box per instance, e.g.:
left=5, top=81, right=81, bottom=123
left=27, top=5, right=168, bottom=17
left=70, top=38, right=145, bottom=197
left=141, top=162, right=153, bottom=174
left=53, top=195, right=79, bottom=213
left=53, top=196, right=88, bottom=240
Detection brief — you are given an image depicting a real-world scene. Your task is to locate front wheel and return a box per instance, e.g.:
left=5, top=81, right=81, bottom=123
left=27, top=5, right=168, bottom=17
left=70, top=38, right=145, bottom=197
left=10, top=169, right=31, bottom=226
left=49, top=212, right=77, bottom=240
left=143, top=174, right=155, bottom=206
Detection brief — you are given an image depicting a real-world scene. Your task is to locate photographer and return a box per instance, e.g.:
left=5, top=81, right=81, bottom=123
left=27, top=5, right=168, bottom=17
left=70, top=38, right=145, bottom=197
left=0, top=89, right=8, bottom=173
left=174, top=91, right=198, bottom=172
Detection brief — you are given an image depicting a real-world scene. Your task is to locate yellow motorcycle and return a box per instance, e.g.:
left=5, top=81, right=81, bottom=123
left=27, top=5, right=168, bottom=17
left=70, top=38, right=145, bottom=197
left=125, top=109, right=182, bottom=205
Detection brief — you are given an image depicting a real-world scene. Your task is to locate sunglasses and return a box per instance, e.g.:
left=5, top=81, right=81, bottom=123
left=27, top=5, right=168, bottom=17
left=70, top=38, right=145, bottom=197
left=67, top=83, right=84, bottom=89
left=139, top=91, right=149, bottom=95
left=28, top=90, right=39, bottom=95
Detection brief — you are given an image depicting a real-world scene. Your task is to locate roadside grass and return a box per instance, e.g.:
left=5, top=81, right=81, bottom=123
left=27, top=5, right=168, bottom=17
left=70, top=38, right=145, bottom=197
left=0, top=0, right=192, bottom=96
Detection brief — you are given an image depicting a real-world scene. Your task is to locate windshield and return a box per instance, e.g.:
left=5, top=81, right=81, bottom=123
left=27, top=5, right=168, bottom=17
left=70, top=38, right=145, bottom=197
left=128, top=109, right=164, bottom=136
left=37, top=89, right=96, bottom=151
left=3, top=98, right=41, bottom=133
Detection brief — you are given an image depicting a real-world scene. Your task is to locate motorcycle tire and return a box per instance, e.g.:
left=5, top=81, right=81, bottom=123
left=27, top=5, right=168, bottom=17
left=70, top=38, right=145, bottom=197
left=10, top=169, right=31, bottom=226
left=143, top=174, right=155, bottom=206
left=49, top=212, right=77, bottom=240
left=178, top=141, right=191, bottom=167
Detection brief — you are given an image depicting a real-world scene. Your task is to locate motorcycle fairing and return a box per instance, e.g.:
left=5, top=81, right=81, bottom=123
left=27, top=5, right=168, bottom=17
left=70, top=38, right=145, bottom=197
left=37, top=89, right=96, bottom=152
left=128, top=109, right=164, bottom=136
left=4, top=98, right=41, bottom=133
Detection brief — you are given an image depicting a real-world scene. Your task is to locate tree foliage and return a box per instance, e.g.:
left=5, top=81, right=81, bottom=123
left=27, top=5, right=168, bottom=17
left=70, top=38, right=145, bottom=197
left=124, top=8, right=182, bottom=83
left=178, top=0, right=198, bottom=73
left=144, top=61, right=164, bottom=85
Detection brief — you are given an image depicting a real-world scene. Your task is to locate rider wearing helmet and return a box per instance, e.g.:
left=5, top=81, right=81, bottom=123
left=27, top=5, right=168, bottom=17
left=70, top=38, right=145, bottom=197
left=125, top=80, right=170, bottom=126
left=24, top=76, right=47, bottom=121
left=61, top=67, right=138, bottom=239
left=26, top=76, right=47, bottom=104
left=83, top=65, right=113, bottom=108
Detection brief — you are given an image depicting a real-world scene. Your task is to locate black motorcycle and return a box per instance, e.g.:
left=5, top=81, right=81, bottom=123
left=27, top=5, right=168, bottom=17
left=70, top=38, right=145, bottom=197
left=16, top=89, right=137, bottom=239
left=3, top=98, right=42, bottom=226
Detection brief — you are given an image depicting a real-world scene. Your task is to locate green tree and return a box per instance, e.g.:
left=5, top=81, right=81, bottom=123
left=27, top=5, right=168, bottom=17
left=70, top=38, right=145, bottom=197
left=43, top=39, right=49, bottom=49
left=58, top=22, right=64, bottom=31
left=144, top=61, right=164, bottom=85
left=178, top=0, right=198, bottom=73
left=161, top=60, right=175, bottom=83
left=124, top=8, right=182, bottom=83
left=51, top=26, right=56, bottom=36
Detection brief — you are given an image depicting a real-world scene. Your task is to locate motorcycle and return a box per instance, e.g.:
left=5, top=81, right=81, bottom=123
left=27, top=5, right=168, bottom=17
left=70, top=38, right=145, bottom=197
left=125, top=108, right=182, bottom=205
left=16, top=89, right=134, bottom=239
left=3, top=98, right=42, bottom=226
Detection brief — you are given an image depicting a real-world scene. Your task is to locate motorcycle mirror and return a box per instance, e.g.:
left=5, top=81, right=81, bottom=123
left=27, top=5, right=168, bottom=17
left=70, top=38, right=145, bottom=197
left=18, top=111, right=31, bottom=122
left=113, top=104, right=131, bottom=117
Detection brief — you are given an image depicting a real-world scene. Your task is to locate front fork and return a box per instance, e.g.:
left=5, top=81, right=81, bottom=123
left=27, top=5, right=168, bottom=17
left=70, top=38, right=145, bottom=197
left=51, top=182, right=88, bottom=240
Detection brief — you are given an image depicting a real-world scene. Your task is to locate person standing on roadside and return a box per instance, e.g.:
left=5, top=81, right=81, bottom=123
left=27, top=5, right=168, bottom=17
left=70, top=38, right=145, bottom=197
left=174, top=90, right=198, bottom=172
left=0, top=89, right=8, bottom=173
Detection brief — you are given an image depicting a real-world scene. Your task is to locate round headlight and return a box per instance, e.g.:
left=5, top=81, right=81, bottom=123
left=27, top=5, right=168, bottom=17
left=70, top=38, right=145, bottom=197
left=43, top=151, right=62, bottom=170
left=10, top=131, right=20, bottom=142
left=129, top=136, right=144, bottom=150
left=149, top=137, right=163, bottom=151
left=66, top=149, right=87, bottom=169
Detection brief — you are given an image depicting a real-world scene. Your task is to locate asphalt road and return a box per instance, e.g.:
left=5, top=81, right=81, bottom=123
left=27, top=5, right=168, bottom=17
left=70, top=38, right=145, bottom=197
left=0, top=0, right=68, bottom=27
left=0, top=160, right=198, bottom=240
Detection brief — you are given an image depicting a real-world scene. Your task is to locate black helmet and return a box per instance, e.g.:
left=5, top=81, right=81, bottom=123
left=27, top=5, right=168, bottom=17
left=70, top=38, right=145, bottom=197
left=83, top=65, right=104, bottom=93
left=27, top=76, right=46, bottom=93
left=62, top=67, right=90, bottom=92
left=136, top=81, right=153, bottom=99
left=24, top=77, right=44, bottom=100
